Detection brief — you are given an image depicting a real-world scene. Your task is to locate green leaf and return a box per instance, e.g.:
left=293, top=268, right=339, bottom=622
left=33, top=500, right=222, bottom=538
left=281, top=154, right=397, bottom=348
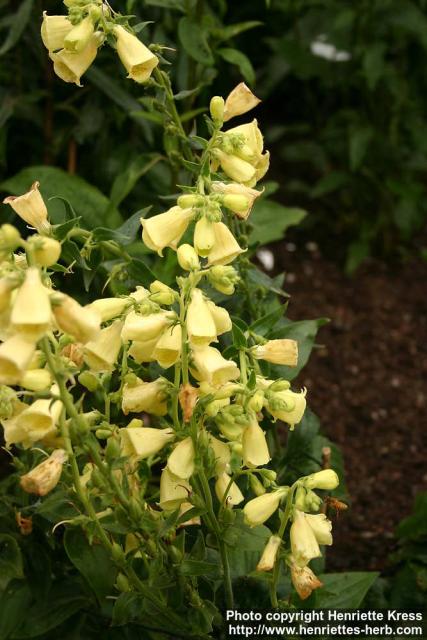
left=0, top=0, right=33, bottom=56
left=349, top=126, right=373, bottom=171
left=250, top=307, right=284, bottom=336
left=12, top=592, right=86, bottom=639
left=314, top=572, right=379, bottom=608
left=250, top=199, right=307, bottom=245
left=232, top=322, right=247, bottom=349
left=0, top=166, right=121, bottom=229
left=396, top=493, right=427, bottom=540
left=0, top=534, right=24, bottom=590
left=0, top=583, right=31, bottom=639
left=179, top=559, right=222, bottom=578
left=270, top=317, right=328, bottom=380
left=310, top=171, right=349, bottom=198
left=363, top=44, right=386, bottom=90
left=217, top=48, right=255, bottom=85
left=178, top=17, right=214, bottom=66
left=213, top=21, right=263, bottom=42
left=345, top=239, right=370, bottom=274
left=108, top=154, right=162, bottom=213
left=64, top=529, right=117, bottom=604
left=145, top=0, right=185, bottom=9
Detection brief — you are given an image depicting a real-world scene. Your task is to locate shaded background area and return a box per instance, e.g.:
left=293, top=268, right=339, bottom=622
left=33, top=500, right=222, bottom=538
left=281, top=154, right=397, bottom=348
left=1, top=0, right=427, bottom=581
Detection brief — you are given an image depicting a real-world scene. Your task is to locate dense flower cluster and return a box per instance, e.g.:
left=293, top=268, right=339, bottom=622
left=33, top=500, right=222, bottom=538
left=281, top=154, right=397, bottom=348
left=1, top=11, right=341, bottom=607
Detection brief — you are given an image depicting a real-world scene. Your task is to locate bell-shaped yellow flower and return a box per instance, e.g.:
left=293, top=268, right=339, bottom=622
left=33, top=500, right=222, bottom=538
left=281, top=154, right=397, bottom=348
left=304, top=469, right=339, bottom=491
left=177, top=244, right=200, bottom=271
left=120, top=425, right=174, bottom=459
left=83, top=320, right=123, bottom=372
left=30, top=236, right=61, bottom=267
left=53, top=293, right=100, bottom=344
left=243, top=489, right=288, bottom=527
left=122, top=310, right=174, bottom=343
left=187, top=289, right=217, bottom=346
left=14, top=387, right=63, bottom=449
left=267, top=388, right=307, bottom=429
left=290, top=509, right=322, bottom=567
left=41, top=12, right=73, bottom=52
left=141, top=207, right=194, bottom=255
left=159, top=468, right=191, bottom=511
left=207, top=222, right=245, bottom=266
left=209, top=435, right=231, bottom=473
left=122, top=378, right=168, bottom=416
left=223, top=83, right=261, bottom=122
left=20, top=449, right=67, bottom=496
left=0, top=335, right=36, bottom=385
left=178, top=502, right=201, bottom=527
left=215, top=472, right=244, bottom=506
left=242, top=418, right=270, bottom=468
left=214, top=149, right=256, bottom=184
left=87, top=297, right=131, bottom=322
left=226, top=119, right=269, bottom=185
left=256, top=535, right=282, bottom=572
left=252, top=339, right=298, bottom=366
left=206, top=301, right=232, bottom=336
left=114, top=25, right=159, bottom=83
left=211, top=181, right=262, bottom=220
left=64, top=16, right=95, bottom=53
left=290, top=560, right=323, bottom=600
left=167, top=437, right=195, bottom=479
left=191, top=345, right=239, bottom=386
left=128, top=337, right=158, bottom=364
left=152, top=323, right=182, bottom=368
left=305, top=513, right=333, bottom=545
left=194, top=217, right=216, bottom=257
left=49, top=34, right=100, bottom=86
left=20, top=368, right=52, bottom=392
left=3, top=182, right=50, bottom=233
left=11, top=268, right=51, bottom=341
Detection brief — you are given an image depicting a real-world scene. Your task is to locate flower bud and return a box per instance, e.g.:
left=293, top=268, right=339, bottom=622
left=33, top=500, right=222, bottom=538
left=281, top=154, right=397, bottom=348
left=83, top=320, right=123, bottom=372
left=207, top=222, right=245, bottom=266
left=215, top=472, right=244, bottom=506
left=209, top=96, right=225, bottom=123
left=194, top=217, right=215, bottom=257
left=141, top=207, right=194, bottom=255
left=214, top=149, right=256, bottom=184
left=247, top=390, right=264, bottom=413
left=116, top=573, right=131, bottom=593
left=87, top=297, right=130, bottom=322
left=223, top=194, right=250, bottom=215
left=149, top=280, right=176, bottom=305
left=211, top=181, right=262, bottom=220
left=252, top=339, right=298, bottom=367
left=243, top=489, right=287, bottom=527
left=53, top=293, right=100, bottom=344
left=30, top=236, right=61, bottom=267
left=20, top=449, right=67, bottom=496
left=167, top=436, right=195, bottom=479
left=120, top=425, right=174, bottom=459
left=114, top=25, right=159, bottom=84
left=249, top=474, right=266, bottom=496
left=256, top=535, right=281, bottom=572
left=177, top=194, right=199, bottom=209
left=152, top=323, right=182, bottom=368
left=78, top=371, right=99, bottom=392
left=242, top=418, right=270, bottom=468
left=11, top=268, right=51, bottom=341
left=177, top=244, right=200, bottom=271
left=3, top=182, right=50, bottom=233
left=290, top=561, right=323, bottom=600
left=223, top=83, right=261, bottom=123
left=207, top=264, right=240, bottom=295
left=159, top=468, right=191, bottom=511
left=304, top=469, right=339, bottom=491
left=0, top=224, right=21, bottom=251
left=122, top=377, right=168, bottom=416
left=64, top=16, right=95, bottom=53
left=122, top=310, right=173, bottom=343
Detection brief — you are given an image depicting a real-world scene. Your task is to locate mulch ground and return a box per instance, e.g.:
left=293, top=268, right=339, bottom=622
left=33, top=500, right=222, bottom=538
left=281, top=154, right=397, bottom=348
left=272, top=241, right=427, bottom=572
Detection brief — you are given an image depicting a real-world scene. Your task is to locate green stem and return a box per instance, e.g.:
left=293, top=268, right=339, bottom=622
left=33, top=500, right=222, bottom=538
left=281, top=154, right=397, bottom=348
left=270, top=482, right=299, bottom=607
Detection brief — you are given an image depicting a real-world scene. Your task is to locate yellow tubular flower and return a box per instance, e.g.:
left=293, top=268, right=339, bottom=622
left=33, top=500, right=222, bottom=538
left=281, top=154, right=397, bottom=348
left=252, top=339, right=298, bottom=366
left=128, top=337, right=158, bottom=364
left=159, top=468, right=191, bottom=511
left=167, top=437, right=195, bottom=479
left=223, top=83, right=261, bottom=122
left=177, top=244, right=200, bottom=271
left=194, top=217, right=216, bottom=257
left=20, top=449, right=67, bottom=496
left=290, top=509, right=322, bottom=567
left=83, top=320, right=123, bottom=372
left=242, top=418, right=271, bottom=468
left=49, top=34, right=100, bottom=86
left=141, top=207, right=194, bottom=255
left=52, top=293, right=100, bottom=344
left=256, top=535, right=282, bottom=572
left=223, top=119, right=270, bottom=186
left=305, top=513, right=333, bottom=545
left=211, top=181, right=262, bottom=220
left=215, top=472, right=244, bottom=506
left=41, top=12, right=73, bottom=52
left=120, top=426, right=174, bottom=459
left=122, top=310, right=173, bottom=343
left=87, top=297, right=131, bottom=322
left=267, top=388, right=307, bottom=429
left=187, top=289, right=217, bottom=346
left=206, top=301, right=232, bottom=336
left=114, top=25, right=159, bottom=83
left=214, top=149, right=256, bottom=184
left=191, top=345, right=240, bottom=386
left=3, top=182, right=50, bottom=233
left=14, top=387, right=63, bottom=449
left=208, top=434, right=231, bottom=473
left=122, top=378, right=168, bottom=416
left=20, top=368, right=52, bottom=392
left=64, top=16, right=95, bottom=53
left=290, top=560, right=323, bottom=600
left=304, top=469, right=339, bottom=491
left=152, top=323, right=182, bottom=368
left=11, top=268, right=51, bottom=341
left=243, top=489, right=288, bottom=527
left=207, top=222, right=245, bottom=266
left=0, top=335, right=36, bottom=385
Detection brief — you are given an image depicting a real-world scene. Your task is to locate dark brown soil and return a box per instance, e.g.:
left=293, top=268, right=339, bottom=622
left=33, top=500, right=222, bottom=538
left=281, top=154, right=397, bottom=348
left=273, top=242, right=427, bottom=572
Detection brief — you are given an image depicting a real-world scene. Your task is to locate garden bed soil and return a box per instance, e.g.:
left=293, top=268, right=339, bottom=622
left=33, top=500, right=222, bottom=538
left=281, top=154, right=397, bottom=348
left=272, top=242, right=427, bottom=572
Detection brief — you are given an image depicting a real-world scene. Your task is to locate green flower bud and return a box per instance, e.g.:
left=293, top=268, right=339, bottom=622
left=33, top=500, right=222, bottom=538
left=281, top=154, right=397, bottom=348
left=111, top=542, right=125, bottom=564
left=209, top=96, right=225, bottom=123
left=177, top=194, right=200, bottom=209
left=116, top=573, right=130, bottom=592
left=0, top=224, right=21, bottom=251
left=105, top=436, right=121, bottom=462
left=249, top=474, right=266, bottom=496
left=149, top=280, right=176, bottom=305
left=78, top=371, right=99, bottom=392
